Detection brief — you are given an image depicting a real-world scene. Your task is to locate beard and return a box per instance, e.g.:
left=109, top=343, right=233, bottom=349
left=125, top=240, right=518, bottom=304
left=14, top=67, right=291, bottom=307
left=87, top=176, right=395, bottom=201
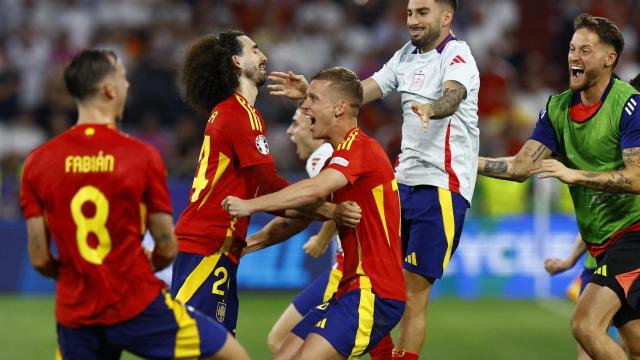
left=410, top=25, right=441, bottom=51
left=569, top=67, right=599, bottom=92
left=247, top=66, right=267, bottom=87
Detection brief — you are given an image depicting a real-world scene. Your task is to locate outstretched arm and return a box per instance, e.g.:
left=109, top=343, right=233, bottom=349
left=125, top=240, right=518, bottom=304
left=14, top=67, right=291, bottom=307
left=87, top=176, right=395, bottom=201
left=478, top=139, right=553, bottom=182
left=410, top=80, right=467, bottom=129
left=531, top=147, right=640, bottom=194
left=243, top=217, right=312, bottom=257
left=544, top=233, right=586, bottom=275
left=222, top=168, right=360, bottom=221
left=268, top=71, right=383, bottom=105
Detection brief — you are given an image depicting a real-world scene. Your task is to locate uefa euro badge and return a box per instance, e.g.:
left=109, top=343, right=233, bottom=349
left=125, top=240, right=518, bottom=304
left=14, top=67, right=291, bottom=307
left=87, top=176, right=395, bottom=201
left=216, top=302, right=227, bottom=322
left=255, top=135, right=270, bottom=155
left=410, top=72, right=425, bottom=91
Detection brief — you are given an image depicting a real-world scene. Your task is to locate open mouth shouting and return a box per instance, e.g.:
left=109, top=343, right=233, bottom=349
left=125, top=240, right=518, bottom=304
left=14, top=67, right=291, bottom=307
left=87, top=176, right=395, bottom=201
left=306, top=114, right=316, bottom=130
left=571, top=64, right=585, bottom=82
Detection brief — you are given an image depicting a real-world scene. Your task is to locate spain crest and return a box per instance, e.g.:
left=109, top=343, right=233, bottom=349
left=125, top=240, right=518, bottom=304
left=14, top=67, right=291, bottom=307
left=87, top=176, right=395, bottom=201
left=216, top=301, right=227, bottom=322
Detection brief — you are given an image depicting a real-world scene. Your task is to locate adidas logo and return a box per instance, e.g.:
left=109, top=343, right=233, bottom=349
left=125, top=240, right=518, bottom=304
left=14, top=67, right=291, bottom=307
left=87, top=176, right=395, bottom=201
left=594, top=265, right=607, bottom=276
left=315, top=318, right=327, bottom=329
left=625, top=98, right=637, bottom=116
left=449, top=55, right=466, bottom=65
left=405, top=252, right=417, bottom=266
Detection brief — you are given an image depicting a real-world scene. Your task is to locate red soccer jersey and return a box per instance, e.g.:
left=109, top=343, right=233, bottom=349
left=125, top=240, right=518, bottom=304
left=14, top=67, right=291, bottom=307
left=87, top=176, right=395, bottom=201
left=175, top=94, right=276, bottom=262
left=324, top=128, right=405, bottom=301
left=20, top=124, right=172, bottom=327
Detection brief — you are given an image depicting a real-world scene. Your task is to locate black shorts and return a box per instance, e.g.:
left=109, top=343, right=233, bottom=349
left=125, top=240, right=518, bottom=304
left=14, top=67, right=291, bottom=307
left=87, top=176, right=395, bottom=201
left=591, top=231, right=640, bottom=328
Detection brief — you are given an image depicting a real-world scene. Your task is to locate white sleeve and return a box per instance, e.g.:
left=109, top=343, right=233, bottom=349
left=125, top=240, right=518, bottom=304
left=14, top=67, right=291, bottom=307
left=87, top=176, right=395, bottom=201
left=370, top=50, right=401, bottom=98
left=305, top=143, right=334, bottom=178
left=441, top=44, right=478, bottom=93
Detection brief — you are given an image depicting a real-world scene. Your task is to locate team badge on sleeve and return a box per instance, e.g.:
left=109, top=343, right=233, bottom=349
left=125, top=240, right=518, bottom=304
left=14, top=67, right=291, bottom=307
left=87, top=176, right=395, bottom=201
left=255, top=135, right=270, bottom=155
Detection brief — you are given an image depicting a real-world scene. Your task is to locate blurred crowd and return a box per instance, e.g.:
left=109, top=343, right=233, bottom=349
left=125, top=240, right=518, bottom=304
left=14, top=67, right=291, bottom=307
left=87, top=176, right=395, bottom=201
left=0, top=0, right=639, bottom=219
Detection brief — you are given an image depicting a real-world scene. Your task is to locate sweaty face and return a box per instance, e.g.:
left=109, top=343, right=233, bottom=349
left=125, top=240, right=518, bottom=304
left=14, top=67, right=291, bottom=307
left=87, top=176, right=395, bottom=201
left=568, top=28, right=614, bottom=92
left=236, top=35, right=268, bottom=87
left=407, top=0, right=446, bottom=51
left=286, top=108, right=316, bottom=160
left=300, top=80, right=336, bottom=141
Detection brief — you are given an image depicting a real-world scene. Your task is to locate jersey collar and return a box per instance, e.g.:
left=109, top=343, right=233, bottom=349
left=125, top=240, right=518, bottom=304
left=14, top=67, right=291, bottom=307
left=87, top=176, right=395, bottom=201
left=412, top=32, right=458, bottom=54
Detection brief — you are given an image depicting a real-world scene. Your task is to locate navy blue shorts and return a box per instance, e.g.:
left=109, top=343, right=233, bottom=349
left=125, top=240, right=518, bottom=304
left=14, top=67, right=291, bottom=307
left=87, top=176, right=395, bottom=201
left=292, top=266, right=342, bottom=316
left=56, top=291, right=228, bottom=360
left=171, top=251, right=239, bottom=334
left=399, top=184, right=469, bottom=279
left=579, top=267, right=594, bottom=294
left=292, top=289, right=404, bottom=358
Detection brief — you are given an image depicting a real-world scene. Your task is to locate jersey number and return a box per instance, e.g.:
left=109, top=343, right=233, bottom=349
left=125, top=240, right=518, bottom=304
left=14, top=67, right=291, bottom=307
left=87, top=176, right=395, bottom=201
left=191, top=135, right=211, bottom=202
left=212, top=266, right=228, bottom=295
left=70, top=186, right=111, bottom=265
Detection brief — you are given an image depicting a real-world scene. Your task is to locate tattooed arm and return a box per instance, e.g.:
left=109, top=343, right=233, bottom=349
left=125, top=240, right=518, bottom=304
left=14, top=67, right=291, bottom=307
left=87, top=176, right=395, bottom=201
left=531, top=147, right=640, bottom=194
left=478, top=140, right=552, bottom=182
left=410, top=80, right=467, bottom=129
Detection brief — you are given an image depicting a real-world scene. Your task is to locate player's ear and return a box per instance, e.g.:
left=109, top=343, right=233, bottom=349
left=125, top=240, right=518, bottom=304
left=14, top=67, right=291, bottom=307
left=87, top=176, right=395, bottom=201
left=605, top=51, right=617, bottom=68
left=442, top=9, right=453, bottom=27
left=101, top=79, right=116, bottom=100
left=232, top=54, right=242, bottom=71
left=334, top=101, right=348, bottom=118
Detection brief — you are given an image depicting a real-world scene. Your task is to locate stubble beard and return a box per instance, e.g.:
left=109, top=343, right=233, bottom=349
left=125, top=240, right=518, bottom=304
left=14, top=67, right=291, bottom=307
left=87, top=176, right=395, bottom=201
left=569, top=68, right=599, bottom=92
left=410, top=26, right=440, bottom=51
left=247, top=66, right=267, bottom=87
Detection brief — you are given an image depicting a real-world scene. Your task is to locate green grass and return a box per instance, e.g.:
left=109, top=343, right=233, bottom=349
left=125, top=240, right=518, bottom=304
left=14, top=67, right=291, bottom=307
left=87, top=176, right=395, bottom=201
left=0, top=292, right=576, bottom=359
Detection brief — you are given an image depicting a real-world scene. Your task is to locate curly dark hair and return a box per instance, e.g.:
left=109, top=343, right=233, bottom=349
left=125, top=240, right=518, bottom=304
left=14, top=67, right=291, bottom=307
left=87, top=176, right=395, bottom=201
left=179, top=30, right=245, bottom=115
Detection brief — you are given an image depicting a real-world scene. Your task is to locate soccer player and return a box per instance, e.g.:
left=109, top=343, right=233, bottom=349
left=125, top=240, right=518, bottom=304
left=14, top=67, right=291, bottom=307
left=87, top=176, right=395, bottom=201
left=171, top=31, right=361, bottom=337
left=224, top=67, right=406, bottom=359
left=478, top=14, right=640, bottom=358
left=268, top=1, right=478, bottom=357
left=259, top=106, right=395, bottom=358
left=261, top=105, right=341, bottom=354
left=20, top=49, right=248, bottom=359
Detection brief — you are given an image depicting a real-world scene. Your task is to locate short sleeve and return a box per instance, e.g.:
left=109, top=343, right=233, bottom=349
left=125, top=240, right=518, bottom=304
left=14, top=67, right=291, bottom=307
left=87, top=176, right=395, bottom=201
left=529, top=106, right=559, bottom=155
left=20, top=154, right=44, bottom=219
left=223, top=108, right=275, bottom=168
left=442, top=45, right=478, bottom=93
left=619, top=95, right=640, bottom=150
left=143, top=146, right=172, bottom=214
left=324, top=138, right=368, bottom=184
left=370, top=50, right=401, bottom=98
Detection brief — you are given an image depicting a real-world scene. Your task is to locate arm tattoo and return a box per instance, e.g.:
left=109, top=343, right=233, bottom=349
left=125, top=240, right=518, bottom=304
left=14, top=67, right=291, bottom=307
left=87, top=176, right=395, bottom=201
left=431, top=81, right=467, bottom=119
left=531, top=145, right=546, bottom=162
left=576, top=171, right=633, bottom=193
left=623, top=147, right=640, bottom=170
left=485, top=160, right=508, bottom=174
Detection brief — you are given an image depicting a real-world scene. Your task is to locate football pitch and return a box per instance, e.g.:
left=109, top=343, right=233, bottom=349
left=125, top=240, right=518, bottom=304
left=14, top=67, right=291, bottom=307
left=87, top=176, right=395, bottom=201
left=0, top=292, right=577, bottom=359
